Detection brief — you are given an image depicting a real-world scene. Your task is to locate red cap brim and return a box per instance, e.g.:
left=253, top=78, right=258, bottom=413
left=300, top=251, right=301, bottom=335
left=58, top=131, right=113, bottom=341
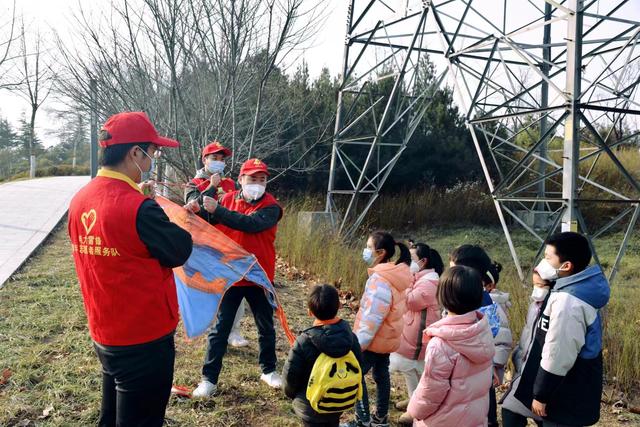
left=154, top=135, right=180, bottom=148
left=242, top=168, right=270, bottom=176
left=203, top=147, right=232, bottom=158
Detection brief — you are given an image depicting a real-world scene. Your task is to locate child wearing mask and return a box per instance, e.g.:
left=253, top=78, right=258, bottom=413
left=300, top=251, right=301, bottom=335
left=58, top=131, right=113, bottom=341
left=501, top=232, right=609, bottom=427
left=449, top=245, right=512, bottom=427
left=407, top=265, right=495, bottom=426
left=390, top=242, right=444, bottom=426
left=500, top=279, right=551, bottom=427
left=342, top=231, right=413, bottom=427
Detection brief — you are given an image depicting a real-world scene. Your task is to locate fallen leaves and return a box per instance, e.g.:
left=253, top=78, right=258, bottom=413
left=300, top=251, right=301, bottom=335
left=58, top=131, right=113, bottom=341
left=0, top=368, right=11, bottom=387
left=38, top=405, right=54, bottom=420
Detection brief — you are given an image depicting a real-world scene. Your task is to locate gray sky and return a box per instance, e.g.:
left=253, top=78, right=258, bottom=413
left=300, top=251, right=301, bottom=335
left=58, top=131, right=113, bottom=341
left=0, top=0, right=348, bottom=146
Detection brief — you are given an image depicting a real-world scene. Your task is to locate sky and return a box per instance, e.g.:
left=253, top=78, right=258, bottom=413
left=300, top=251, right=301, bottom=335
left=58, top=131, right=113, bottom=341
left=0, top=0, right=637, bottom=146
left=0, top=0, right=349, bottom=146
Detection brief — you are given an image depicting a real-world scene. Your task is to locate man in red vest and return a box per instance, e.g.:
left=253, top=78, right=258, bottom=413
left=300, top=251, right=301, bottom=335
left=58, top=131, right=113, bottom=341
left=183, top=141, right=249, bottom=347
left=184, top=140, right=236, bottom=202
left=68, top=112, right=193, bottom=427
left=186, top=158, right=283, bottom=398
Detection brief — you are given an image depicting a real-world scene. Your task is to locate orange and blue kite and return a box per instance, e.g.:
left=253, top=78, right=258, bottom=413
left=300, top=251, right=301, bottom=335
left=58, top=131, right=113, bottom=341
left=156, top=196, right=295, bottom=345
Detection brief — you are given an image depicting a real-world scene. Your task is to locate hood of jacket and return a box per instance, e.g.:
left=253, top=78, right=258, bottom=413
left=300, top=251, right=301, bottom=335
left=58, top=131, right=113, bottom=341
left=554, top=265, right=610, bottom=309
left=489, top=289, right=511, bottom=306
left=426, top=311, right=495, bottom=364
left=305, top=319, right=356, bottom=358
left=369, top=262, right=412, bottom=293
left=415, top=268, right=439, bottom=283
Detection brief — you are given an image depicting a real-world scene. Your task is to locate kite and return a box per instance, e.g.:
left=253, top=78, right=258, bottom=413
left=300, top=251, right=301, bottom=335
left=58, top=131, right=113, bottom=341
left=156, top=196, right=295, bottom=345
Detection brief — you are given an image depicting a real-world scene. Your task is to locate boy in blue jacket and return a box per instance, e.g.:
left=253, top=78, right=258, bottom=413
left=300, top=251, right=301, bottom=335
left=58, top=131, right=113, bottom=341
left=502, top=232, right=609, bottom=427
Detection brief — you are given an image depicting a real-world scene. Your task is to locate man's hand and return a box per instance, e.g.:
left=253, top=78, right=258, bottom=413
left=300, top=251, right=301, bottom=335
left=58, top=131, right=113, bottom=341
left=532, top=399, right=547, bottom=417
left=202, top=195, right=218, bottom=213
left=532, top=271, right=550, bottom=287
left=183, top=199, right=200, bottom=213
left=139, top=180, right=157, bottom=199
left=208, top=173, right=221, bottom=189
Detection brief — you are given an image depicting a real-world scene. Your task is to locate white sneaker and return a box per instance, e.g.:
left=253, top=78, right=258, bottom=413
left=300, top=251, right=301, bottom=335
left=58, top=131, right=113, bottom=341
left=260, top=371, right=283, bottom=389
left=228, top=331, right=249, bottom=347
left=191, top=380, right=217, bottom=398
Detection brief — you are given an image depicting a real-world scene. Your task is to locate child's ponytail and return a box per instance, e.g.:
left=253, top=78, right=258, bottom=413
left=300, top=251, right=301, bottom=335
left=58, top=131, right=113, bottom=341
left=395, top=241, right=411, bottom=266
left=370, top=230, right=411, bottom=266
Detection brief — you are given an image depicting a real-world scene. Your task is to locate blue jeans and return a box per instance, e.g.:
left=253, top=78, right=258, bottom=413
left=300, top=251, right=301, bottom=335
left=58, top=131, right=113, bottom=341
left=355, top=351, right=391, bottom=422
left=202, top=285, right=277, bottom=383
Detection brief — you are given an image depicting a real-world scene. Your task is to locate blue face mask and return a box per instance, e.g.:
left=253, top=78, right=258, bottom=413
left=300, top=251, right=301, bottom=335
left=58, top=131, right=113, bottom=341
left=207, top=160, right=225, bottom=174
left=134, top=147, right=156, bottom=179
left=362, top=247, right=374, bottom=265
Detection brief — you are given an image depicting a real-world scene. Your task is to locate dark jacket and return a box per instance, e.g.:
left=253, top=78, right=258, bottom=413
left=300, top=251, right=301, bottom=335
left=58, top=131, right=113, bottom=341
left=282, top=319, right=362, bottom=423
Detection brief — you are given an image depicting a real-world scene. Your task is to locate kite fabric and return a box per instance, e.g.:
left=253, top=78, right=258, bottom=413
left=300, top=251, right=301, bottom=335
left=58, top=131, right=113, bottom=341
left=155, top=196, right=295, bottom=345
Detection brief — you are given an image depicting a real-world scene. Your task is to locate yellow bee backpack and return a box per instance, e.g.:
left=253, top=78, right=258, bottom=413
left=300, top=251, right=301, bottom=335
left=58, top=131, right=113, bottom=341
left=306, top=351, right=363, bottom=414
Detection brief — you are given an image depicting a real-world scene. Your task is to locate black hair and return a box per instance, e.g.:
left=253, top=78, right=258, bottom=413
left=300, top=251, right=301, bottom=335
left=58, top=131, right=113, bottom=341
left=410, top=242, right=444, bottom=275
left=486, top=261, right=503, bottom=285
left=370, top=230, right=411, bottom=266
left=450, top=244, right=494, bottom=285
left=99, top=142, right=150, bottom=167
left=546, top=232, right=592, bottom=273
left=438, top=265, right=483, bottom=315
left=308, top=284, right=340, bottom=321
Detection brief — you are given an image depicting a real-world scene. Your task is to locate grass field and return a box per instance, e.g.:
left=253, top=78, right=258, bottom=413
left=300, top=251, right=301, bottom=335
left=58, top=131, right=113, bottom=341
left=1, top=216, right=639, bottom=425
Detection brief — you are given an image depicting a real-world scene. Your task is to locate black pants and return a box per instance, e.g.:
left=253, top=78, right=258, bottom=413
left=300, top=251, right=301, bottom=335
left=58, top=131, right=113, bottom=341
left=488, top=385, right=498, bottom=426
left=502, top=408, right=543, bottom=427
left=355, top=351, right=391, bottom=421
left=302, top=420, right=340, bottom=427
left=93, top=332, right=175, bottom=427
left=202, top=285, right=277, bottom=383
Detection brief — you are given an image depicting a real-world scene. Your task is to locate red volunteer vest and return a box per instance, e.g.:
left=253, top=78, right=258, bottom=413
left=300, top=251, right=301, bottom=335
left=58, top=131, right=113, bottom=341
left=216, top=190, right=282, bottom=283
left=68, top=170, right=178, bottom=346
left=190, top=177, right=236, bottom=200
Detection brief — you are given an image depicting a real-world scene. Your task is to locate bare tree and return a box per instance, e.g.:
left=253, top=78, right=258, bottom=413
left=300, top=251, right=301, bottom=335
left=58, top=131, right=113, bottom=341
left=246, top=0, right=326, bottom=158
left=53, top=0, right=329, bottom=184
left=0, top=0, right=18, bottom=90
left=14, top=22, right=54, bottom=178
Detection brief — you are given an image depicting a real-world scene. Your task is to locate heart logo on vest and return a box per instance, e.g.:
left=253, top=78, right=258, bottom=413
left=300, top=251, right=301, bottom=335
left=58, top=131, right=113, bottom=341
left=81, top=209, right=97, bottom=235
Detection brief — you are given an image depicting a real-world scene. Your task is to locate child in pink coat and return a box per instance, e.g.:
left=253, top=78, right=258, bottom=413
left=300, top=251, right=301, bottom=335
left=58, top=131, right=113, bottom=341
left=408, top=265, right=495, bottom=427
left=390, top=242, right=444, bottom=425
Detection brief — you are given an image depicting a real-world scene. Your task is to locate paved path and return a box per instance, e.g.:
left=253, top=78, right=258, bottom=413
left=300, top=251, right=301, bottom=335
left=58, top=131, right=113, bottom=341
left=0, top=176, right=90, bottom=287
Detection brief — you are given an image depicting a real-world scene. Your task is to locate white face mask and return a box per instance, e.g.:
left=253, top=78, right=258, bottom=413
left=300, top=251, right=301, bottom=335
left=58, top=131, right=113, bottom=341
left=362, top=248, right=375, bottom=265
left=207, top=160, right=225, bottom=174
left=531, top=286, right=549, bottom=302
left=410, top=261, right=421, bottom=274
left=535, top=259, right=560, bottom=281
left=242, top=183, right=265, bottom=200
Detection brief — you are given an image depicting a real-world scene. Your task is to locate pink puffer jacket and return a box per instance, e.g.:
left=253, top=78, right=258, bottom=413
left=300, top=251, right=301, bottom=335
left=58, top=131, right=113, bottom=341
left=395, top=269, right=441, bottom=361
left=407, top=311, right=495, bottom=427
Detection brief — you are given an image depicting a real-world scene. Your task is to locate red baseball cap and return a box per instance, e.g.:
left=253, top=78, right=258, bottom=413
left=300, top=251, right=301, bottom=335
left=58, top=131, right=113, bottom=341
left=240, top=158, right=270, bottom=176
left=202, top=141, right=232, bottom=159
left=98, top=112, right=180, bottom=148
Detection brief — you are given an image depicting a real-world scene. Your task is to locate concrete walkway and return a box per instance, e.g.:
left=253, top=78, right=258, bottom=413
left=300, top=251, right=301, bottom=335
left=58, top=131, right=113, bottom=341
left=0, top=176, right=90, bottom=288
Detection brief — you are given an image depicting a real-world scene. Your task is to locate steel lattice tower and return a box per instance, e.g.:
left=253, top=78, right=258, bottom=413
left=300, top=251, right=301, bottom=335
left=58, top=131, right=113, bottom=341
left=326, top=0, right=640, bottom=282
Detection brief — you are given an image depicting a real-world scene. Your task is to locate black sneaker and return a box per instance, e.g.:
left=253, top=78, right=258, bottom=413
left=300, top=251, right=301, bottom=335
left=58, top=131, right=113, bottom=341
left=340, top=420, right=370, bottom=427
left=370, top=413, right=389, bottom=427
